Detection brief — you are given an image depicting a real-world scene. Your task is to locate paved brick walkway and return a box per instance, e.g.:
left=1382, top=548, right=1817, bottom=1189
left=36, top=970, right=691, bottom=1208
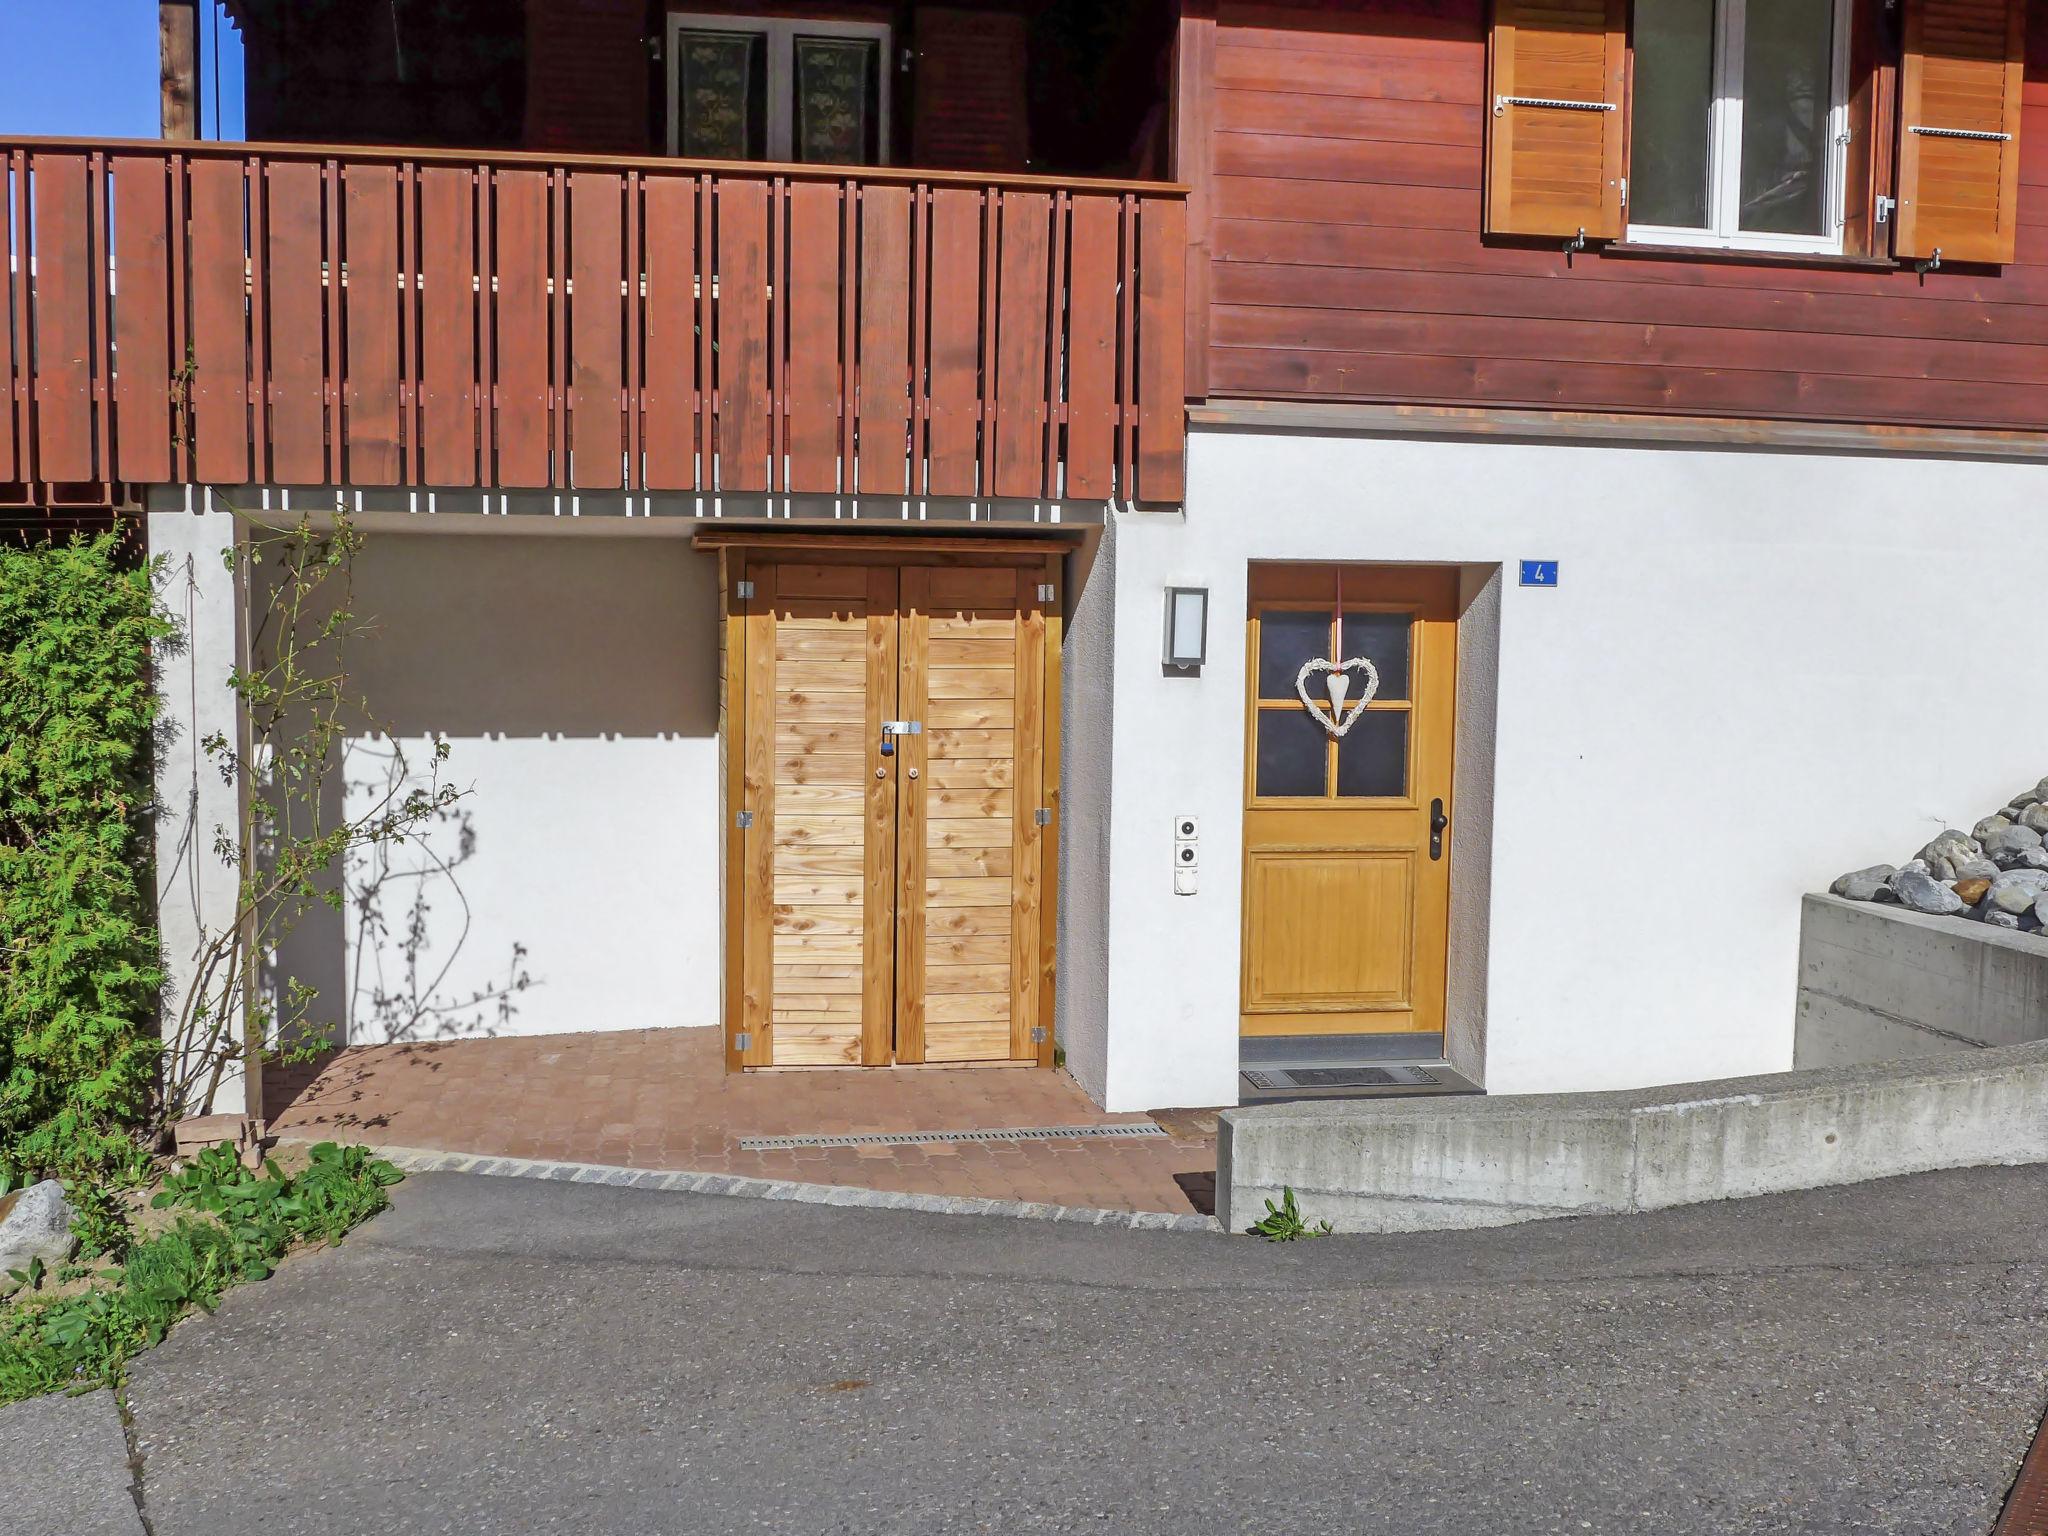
left=269, top=1029, right=1218, bottom=1217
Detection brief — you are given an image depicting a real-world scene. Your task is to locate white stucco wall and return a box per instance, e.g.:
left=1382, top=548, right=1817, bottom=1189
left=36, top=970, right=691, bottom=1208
left=1092, top=425, right=2048, bottom=1112
left=268, top=526, right=723, bottom=1046
left=150, top=506, right=248, bottom=1114
left=1056, top=523, right=1117, bottom=1102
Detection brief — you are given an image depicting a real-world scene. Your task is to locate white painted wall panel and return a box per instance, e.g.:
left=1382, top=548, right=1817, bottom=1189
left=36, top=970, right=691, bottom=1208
left=1093, top=427, right=2048, bottom=1111
left=268, top=529, right=721, bottom=1046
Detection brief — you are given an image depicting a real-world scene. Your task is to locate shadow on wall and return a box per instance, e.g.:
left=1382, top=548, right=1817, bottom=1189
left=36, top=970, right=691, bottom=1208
left=268, top=530, right=723, bottom=1054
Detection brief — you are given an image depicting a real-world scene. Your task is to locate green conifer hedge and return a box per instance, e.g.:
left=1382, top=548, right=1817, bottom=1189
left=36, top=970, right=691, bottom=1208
left=0, top=534, right=171, bottom=1178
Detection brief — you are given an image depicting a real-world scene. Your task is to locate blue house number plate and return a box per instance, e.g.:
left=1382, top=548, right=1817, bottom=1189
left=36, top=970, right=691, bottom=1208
left=1519, top=560, right=1560, bottom=588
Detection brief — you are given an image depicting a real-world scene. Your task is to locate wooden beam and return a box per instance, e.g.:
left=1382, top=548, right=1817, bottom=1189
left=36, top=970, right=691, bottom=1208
left=160, top=1, right=201, bottom=141
left=1170, top=0, right=1215, bottom=403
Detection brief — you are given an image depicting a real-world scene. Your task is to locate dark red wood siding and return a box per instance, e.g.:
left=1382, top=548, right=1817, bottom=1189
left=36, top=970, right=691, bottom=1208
left=1201, top=0, right=2048, bottom=431
left=913, top=7, right=1031, bottom=171
left=524, top=0, right=652, bottom=154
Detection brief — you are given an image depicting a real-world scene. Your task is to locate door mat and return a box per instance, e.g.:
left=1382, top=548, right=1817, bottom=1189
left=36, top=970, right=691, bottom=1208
left=737, top=1123, right=1169, bottom=1152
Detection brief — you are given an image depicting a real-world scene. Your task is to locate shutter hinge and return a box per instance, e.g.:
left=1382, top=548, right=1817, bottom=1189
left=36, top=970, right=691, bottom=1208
left=1909, top=124, right=2013, bottom=143
left=1036, top=583, right=1055, bottom=602
left=734, top=579, right=755, bottom=599
left=1035, top=807, right=1052, bottom=826
left=736, top=810, right=755, bottom=829
left=1618, top=177, right=1627, bottom=209
left=733, top=1032, right=751, bottom=1052
left=1031, top=1026, right=1048, bottom=1044
left=1876, top=195, right=1896, bottom=224
left=1493, top=94, right=1616, bottom=116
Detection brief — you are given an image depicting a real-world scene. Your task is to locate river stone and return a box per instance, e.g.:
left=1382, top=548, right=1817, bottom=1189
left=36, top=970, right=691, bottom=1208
left=2007, top=777, right=2048, bottom=812
left=0, top=1179, right=77, bottom=1293
left=1983, top=824, right=2046, bottom=867
left=1890, top=869, right=1966, bottom=915
left=1974, top=814, right=2014, bottom=843
left=1830, top=864, right=1896, bottom=902
left=1915, top=832, right=1979, bottom=880
left=2021, top=804, right=2048, bottom=836
left=1984, top=909, right=2022, bottom=930
left=1957, top=857, right=2001, bottom=882
left=1954, top=877, right=1993, bottom=906
left=2037, top=893, right=2048, bottom=928
left=1988, top=870, right=2048, bottom=915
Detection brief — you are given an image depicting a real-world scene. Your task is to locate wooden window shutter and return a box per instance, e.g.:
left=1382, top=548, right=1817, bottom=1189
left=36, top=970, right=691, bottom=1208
left=1484, top=0, right=1627, bottom=239
left=1894, top=0, right=2027, bottom=264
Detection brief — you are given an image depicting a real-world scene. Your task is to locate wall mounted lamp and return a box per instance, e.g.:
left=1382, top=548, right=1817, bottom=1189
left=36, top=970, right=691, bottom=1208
left=1163, top=586, right=1208, bottom=670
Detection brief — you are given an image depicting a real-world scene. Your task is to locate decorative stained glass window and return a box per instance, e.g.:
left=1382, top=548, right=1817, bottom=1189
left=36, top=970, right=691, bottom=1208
left=675, top=30, right=767, bottom=161
left=794, top=36, right=880, bottom=165
left=666, top=18, right=890, bottom=166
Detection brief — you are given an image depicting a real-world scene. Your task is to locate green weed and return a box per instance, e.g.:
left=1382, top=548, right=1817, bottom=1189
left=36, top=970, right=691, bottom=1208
left=0, top=1141, right=402, bottom=1405
left=1247, top=1186, right=1335, bottom=1241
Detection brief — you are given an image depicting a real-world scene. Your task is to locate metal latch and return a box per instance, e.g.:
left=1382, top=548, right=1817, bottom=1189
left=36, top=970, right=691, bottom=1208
left=882, top=720, right=922, bottom=735
left=735, top=810, right=754, bottom=829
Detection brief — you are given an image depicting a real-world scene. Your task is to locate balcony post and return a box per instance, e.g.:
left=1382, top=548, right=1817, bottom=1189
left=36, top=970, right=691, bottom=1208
left=159, top=0, right=201, bottom=140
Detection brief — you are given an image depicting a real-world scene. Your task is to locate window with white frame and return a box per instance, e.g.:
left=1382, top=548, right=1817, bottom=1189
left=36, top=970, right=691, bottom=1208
left=1627, top=0, right=1851, bottom=252
left=666, top=14, right=891, bottom=165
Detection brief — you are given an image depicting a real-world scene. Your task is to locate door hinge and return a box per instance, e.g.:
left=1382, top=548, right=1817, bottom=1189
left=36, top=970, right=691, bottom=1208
left=735, top=810, right=755, bottom=829
left=733, top=1032, right=751, bottom=1052
left=1031, top=1026, right=1048, bottom=1044
left=1034, top=807, right=1052, bottom=826
left=1036, top=583, right=1055, bottom=602
left=734, top=579, right=755, bottom=600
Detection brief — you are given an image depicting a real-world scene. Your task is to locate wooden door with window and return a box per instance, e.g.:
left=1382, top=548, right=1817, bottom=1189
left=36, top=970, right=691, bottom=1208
left=731, top=553, right=1052, bottom=1068
left=1241, top=566, right=1459, bottom=1039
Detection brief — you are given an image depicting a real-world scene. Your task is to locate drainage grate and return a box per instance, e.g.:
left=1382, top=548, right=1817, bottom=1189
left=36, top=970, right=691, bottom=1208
left=737, top=1123, right=1169, bottom=1152
left=1241, top=1066, right=1440, bottom=1091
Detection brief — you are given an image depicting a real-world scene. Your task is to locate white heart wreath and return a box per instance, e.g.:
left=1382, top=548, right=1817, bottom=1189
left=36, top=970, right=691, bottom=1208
left=1295, top=656, right=1380, bottom=738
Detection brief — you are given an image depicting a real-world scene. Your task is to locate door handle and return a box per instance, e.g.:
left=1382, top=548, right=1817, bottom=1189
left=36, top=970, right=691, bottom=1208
left=1430, top=798, right=1449, bottom=860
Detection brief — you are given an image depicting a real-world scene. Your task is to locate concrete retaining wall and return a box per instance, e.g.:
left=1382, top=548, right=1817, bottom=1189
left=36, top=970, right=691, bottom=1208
left=1796, top=893, right=2048, bottom=1067
left=1216, top=1041, right=2048, bottom=1235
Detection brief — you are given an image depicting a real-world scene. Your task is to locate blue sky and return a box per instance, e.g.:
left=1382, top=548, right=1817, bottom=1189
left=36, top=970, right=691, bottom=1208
left=0, top=0, right=244, bottom=140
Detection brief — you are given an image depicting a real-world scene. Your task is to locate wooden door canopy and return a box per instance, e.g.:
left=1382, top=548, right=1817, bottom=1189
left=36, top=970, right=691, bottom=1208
left=1894, top=0, right=2029, bottom=265
left=0, top=137, right=1187, bottom=511
left=1483, top=0, right=1627, bottom=241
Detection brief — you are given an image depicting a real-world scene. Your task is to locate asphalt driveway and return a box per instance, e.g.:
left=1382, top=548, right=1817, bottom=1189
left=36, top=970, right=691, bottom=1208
left=8, top=1163, right=2048, bottom=1534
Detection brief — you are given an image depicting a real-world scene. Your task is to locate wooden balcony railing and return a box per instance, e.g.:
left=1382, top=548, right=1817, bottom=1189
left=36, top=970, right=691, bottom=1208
left=1, top=138, right=1186, bottom=507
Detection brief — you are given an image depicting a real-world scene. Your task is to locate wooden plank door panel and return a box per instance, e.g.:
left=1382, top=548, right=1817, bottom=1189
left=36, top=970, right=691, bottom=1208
left=745, top=562, right=898, bottom=1067
left=898, top=565, right=1041, bottom=1065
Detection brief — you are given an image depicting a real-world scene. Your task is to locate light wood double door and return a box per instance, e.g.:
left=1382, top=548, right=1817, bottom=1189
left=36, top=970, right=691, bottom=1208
left=734, top=555, right=1052, bottom=1068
